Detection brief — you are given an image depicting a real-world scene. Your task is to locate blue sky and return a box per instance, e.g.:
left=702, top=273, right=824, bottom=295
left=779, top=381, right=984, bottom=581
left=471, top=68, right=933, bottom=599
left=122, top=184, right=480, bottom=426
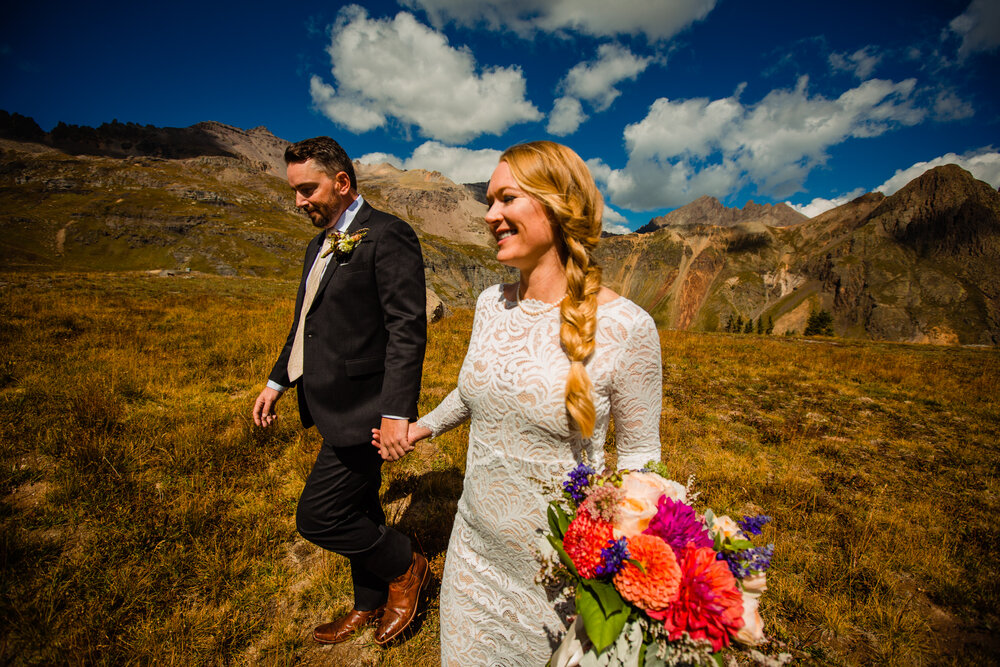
left=2, top=0, right=998, bottom=231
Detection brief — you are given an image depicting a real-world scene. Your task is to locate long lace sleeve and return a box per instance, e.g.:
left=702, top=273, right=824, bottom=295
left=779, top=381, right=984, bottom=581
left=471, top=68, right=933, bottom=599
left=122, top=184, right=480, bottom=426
left=610, top=310, right=662, bottom=470
left=415, top=286, right=498, bottom=437
left=417, top=387, right=470, bottom=437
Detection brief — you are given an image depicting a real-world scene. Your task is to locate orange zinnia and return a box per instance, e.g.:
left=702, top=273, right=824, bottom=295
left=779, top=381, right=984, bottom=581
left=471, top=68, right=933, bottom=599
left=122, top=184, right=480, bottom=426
left=613, top=533, right=681, bottom=611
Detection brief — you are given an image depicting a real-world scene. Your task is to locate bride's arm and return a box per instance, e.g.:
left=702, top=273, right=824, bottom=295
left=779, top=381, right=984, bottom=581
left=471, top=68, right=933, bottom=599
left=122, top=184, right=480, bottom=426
left=610, top=310, right=663, bottom=470
left=415, top=387, right=471, bottom=437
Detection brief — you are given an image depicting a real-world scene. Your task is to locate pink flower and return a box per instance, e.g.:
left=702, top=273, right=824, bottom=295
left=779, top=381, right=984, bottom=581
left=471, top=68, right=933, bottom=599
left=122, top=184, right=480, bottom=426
left=643, top=496, right=714, bottom=559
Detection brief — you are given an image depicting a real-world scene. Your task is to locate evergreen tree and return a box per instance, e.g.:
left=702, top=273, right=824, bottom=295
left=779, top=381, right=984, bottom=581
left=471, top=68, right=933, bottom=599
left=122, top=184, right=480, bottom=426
left=744, top=318, right=754, bottom=334
left=766, top=315, right=774, bottom=335
left=756, top=317, right=764, bottom=334
left=804, top=309, right=834, bottom=336
left=735, top=315, right=743, bottom=333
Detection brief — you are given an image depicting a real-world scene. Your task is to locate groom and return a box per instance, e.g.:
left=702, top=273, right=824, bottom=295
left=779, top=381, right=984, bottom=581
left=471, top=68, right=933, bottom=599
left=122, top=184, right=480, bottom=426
left=252, top=136, right=428, bottom=645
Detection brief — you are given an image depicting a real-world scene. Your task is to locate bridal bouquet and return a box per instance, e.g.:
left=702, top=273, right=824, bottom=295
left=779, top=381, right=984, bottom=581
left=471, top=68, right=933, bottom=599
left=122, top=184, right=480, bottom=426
left=542, top=462, right=775, bottom=666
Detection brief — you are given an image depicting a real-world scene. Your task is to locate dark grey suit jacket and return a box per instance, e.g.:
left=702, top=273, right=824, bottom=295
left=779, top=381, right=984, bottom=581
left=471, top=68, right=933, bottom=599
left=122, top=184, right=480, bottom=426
left=269, top=201, right=426, bottom=446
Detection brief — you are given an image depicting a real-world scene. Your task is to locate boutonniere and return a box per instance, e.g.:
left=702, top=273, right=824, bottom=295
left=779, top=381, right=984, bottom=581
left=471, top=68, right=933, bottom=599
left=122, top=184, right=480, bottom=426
left=321, top=228, right=369, bottom=261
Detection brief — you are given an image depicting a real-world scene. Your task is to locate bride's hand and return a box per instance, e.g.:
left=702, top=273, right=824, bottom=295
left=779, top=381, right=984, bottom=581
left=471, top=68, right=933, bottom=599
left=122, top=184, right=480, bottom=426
left=371, top=422, right=432, bottom=461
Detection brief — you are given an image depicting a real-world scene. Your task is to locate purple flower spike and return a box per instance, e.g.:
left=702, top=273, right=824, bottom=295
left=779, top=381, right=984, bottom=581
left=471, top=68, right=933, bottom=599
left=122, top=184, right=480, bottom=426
left=737, top=515, right=772, bottom=536
left=644, top=496, right=713, bottom=558
left=594, top=537, right=630, bottom=577
left=562, top=463, right=596, bottom=504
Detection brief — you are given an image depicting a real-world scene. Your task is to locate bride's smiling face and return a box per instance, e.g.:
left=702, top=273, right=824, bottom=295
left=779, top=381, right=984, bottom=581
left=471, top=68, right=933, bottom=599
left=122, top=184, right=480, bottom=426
left=485, top=161, right=560, bottom=270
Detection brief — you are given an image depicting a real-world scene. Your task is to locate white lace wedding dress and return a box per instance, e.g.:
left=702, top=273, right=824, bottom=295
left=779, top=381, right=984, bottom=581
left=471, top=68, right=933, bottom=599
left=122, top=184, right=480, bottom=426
left=417, top=284, right=662, bottom=666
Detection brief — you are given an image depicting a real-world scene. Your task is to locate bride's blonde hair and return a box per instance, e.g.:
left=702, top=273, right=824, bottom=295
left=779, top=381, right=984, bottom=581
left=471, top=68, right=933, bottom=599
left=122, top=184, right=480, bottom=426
left=500, top=141, right=604, bottom=438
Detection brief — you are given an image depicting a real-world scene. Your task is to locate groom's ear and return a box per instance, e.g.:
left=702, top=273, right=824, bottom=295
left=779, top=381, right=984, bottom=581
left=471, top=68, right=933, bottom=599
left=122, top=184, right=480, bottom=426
left=334, top=171, right=353, bottom=195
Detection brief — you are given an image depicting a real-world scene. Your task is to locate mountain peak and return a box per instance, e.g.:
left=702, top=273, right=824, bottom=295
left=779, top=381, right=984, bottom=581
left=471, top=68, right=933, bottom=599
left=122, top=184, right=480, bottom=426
left=637, top=193, right=806, bottom=233
left=868, top=163, right=1000, bottom=256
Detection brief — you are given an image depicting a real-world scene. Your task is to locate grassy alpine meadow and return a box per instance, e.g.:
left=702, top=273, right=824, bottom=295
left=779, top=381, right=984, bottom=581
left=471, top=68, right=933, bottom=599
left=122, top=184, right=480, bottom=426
left=1, top=271, right=998, bottom=665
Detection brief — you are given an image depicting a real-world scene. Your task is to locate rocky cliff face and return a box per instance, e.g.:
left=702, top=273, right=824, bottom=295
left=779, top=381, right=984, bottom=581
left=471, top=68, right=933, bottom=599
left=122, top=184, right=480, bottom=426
left=600, top=166, right=1000, bottom=344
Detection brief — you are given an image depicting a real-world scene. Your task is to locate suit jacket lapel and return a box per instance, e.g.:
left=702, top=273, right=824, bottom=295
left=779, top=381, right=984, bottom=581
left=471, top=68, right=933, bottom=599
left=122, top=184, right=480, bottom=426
left=315, top=201, right=372, bottom=299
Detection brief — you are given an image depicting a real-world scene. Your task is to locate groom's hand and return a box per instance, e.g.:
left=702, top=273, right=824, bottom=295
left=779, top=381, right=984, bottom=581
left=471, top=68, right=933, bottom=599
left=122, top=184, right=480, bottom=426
left=253, top=386, right=282, bottom=428
left=377, top=417, right=412, bottom=461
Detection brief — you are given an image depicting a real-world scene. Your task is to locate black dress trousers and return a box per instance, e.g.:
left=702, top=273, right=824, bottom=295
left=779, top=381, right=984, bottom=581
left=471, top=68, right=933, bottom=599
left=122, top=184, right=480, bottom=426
left=295, top=441, right=413, bottom=610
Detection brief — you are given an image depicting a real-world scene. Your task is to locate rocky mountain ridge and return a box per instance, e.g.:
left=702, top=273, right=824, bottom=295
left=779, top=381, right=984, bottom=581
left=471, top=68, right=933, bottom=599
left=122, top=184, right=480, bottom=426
left=1, top=112, right=996, bottom=344
left=636, top=195, right=807, bottom=233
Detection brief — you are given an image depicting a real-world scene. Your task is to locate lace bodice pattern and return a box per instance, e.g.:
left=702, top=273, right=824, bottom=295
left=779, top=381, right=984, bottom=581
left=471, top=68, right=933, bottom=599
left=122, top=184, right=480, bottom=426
left=419, top=284, right=662, bottom=666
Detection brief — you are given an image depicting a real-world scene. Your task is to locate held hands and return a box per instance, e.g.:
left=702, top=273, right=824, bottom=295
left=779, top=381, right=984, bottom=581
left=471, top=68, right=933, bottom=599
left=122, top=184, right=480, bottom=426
left=252, top=386, right=282, bottom=428
left=372, top=420, right=432, bottom=461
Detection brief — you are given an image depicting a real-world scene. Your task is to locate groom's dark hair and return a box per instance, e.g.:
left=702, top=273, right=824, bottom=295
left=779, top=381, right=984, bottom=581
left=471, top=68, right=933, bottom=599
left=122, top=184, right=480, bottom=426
left=284, top=136, right=358, bottom=191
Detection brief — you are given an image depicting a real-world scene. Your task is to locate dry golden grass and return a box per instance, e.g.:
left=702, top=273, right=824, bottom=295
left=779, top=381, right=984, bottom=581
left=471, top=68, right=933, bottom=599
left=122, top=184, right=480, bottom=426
left=1, top=272, right=997, bottom=665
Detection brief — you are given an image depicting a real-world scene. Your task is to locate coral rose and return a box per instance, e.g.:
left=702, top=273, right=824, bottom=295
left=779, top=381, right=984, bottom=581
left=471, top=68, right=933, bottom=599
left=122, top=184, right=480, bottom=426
left=613, top=533, right=681, bottom=611
left=613, top=472, right=686, bottom=538
left=562, top=509, right=614, bottom=579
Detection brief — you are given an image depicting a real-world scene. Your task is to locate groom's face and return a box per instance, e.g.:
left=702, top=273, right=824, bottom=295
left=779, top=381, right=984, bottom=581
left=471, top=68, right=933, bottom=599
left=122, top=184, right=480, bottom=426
left=287, top=159, right=353, bottom=229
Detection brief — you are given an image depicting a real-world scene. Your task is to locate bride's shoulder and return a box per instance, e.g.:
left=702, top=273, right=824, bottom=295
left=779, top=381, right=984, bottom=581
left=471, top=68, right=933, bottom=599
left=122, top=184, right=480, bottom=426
left=476, top=284, right=512, bottom=309
left=598, top=290, right=655, bottom=327
left=596, top=286, right=619, bottom=305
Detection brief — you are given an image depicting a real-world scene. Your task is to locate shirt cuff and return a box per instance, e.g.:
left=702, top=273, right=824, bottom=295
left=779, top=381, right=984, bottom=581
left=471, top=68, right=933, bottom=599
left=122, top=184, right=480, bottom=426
left=381, top=415, right=409, bottom=420
left=266, top=380, right=288, bottom=393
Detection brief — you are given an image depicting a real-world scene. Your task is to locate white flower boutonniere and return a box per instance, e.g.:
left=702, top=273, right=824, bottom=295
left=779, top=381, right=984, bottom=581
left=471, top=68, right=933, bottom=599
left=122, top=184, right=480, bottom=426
left=321, top=228, right=369, bottom=261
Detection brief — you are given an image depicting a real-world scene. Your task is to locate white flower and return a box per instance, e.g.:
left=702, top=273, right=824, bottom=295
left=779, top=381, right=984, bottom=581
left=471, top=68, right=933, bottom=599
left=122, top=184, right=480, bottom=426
left=711, top=514, right=745, bottom=541
left=742, top=571, right=768, bottom=599
left=734, top=594, right=766, bottom=646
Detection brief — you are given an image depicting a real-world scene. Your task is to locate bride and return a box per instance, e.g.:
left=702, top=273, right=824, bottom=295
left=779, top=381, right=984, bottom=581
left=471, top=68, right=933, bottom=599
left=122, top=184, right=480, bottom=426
left=373, top=141, right=662, bottom=665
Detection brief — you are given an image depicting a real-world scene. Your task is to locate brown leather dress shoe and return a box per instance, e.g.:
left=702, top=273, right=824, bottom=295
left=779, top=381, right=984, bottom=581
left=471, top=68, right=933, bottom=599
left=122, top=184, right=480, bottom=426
left=313, top=607, right=384, bottom=644
left=374, top=552, right=430, bottom=645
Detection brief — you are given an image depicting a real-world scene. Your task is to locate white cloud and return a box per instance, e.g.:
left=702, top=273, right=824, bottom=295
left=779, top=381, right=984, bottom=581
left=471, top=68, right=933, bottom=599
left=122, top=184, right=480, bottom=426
left=563, top=44, right=653, bottom=111
left=310, top=6, right=541, bottom=144
left=400, top=0, right=716, bottom=41
left=547, top=97, right=588, bottom=136
left=828, top=46, right=882, bottom=79
left=359, top=141, right=502, bottom=184
left=785, top=188, right=866, bottom=218
left=950, top=0, right=1000, bottom=58
left=356, top=151, right=405, bottom=168
left=876, top=148, right=1000, bottom=195
left=596, top=76, right=927, bottom=210
left=933, top=89, right=975, bottom=120
left=602, top=205, right=631, bottom=234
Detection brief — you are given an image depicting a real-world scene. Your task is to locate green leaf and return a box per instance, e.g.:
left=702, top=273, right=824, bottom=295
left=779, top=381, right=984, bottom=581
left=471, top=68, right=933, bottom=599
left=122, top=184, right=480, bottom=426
left=712, top=652, right=725, bottom=667
left=546, top=535, right=579, bottom=578
left=582, top=579, right=626, bottom=618
left=728, top=538, right=754, bottom=551
left=547, top=503, right=562, bottom=539
left=547, top=501, right=571, bottom=539
left=575, top=583, right=628, bottom=653
left=703, top=508, right=715, bottom=527
left=626, top=557, right=646, bottom=573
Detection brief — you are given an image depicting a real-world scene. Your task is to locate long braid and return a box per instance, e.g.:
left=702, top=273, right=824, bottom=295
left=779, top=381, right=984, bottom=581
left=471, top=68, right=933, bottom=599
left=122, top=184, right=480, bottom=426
left=501, top=141, right=604, bottom=438
left=560, top=235, right=602, bottom=437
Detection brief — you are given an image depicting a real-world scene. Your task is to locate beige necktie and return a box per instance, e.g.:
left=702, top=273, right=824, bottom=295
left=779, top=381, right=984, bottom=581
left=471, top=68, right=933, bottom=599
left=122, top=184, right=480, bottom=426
left=286, top=248, right=328, bottom=383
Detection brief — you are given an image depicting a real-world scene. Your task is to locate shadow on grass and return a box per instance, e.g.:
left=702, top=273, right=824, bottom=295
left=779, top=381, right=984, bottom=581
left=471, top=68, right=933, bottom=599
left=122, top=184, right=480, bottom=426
left=382, top=468, right=464, bottom=563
